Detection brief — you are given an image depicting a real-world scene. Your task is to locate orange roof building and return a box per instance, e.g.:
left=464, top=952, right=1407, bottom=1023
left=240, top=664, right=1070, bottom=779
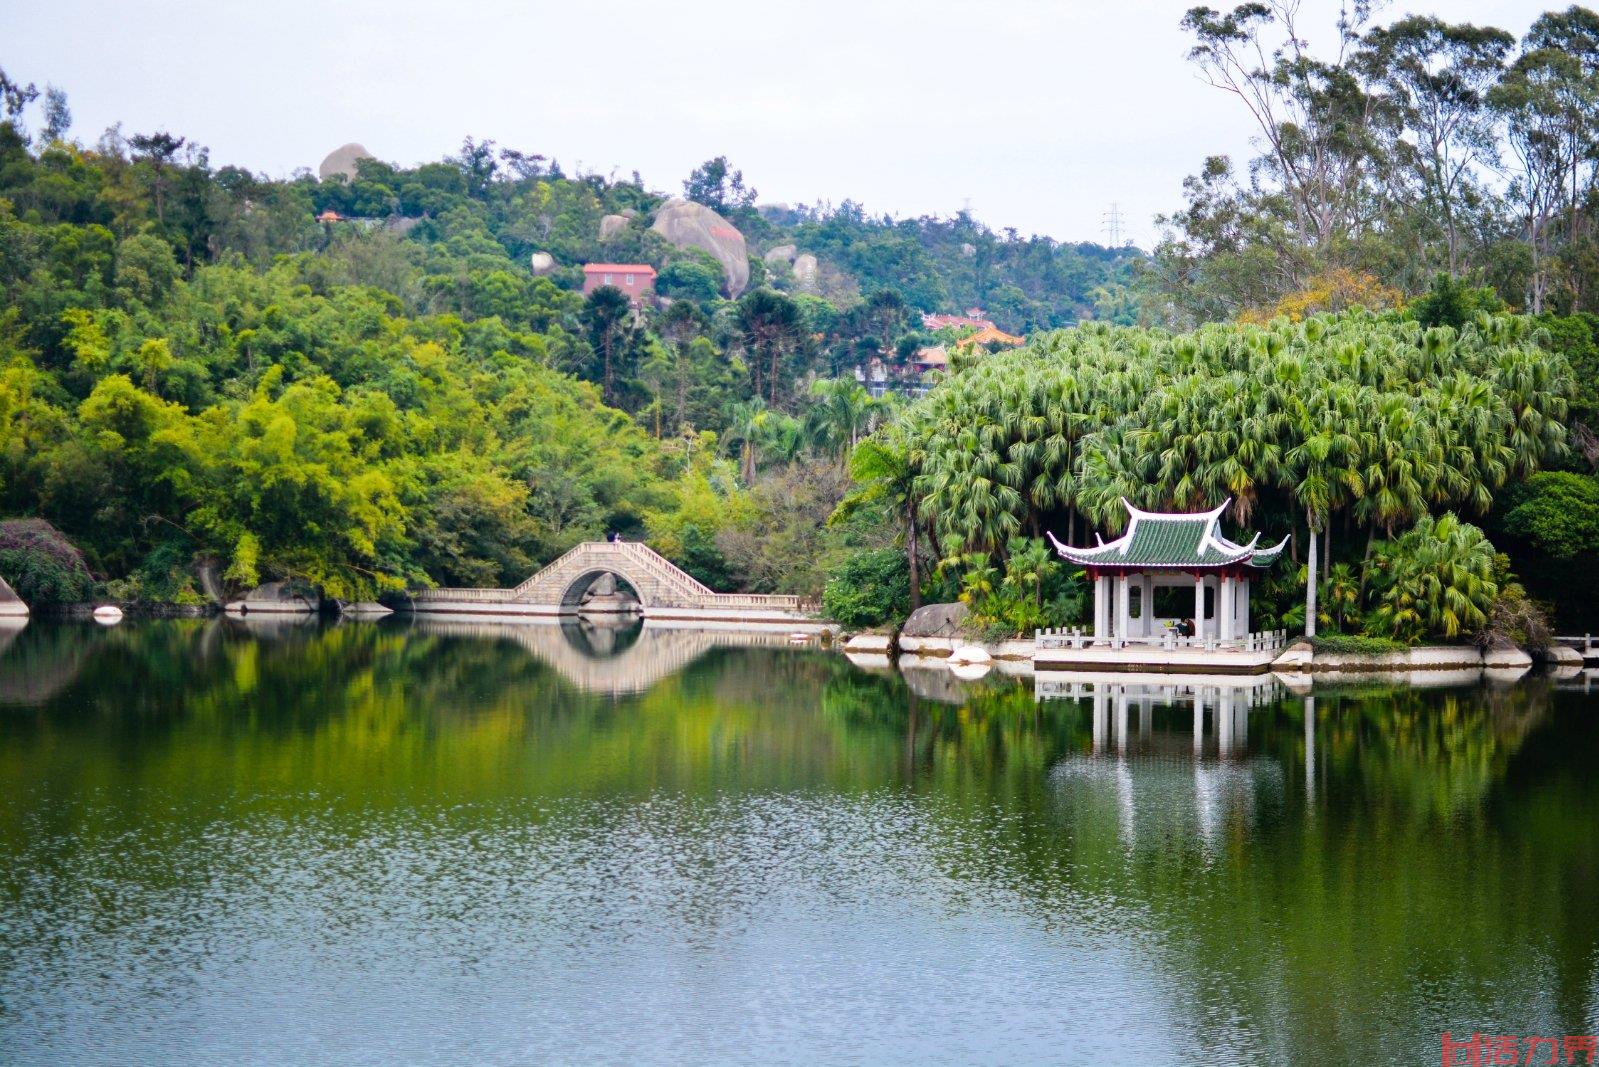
left=954, top=324, right=1024, bottom=350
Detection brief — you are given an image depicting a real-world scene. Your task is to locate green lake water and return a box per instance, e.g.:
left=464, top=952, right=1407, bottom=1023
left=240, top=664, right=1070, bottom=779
left=0, top=617, right=1595, bottom=1066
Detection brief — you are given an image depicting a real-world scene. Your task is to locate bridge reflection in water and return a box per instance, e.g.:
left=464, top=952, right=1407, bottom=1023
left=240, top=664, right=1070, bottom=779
left=407, top=616, right=812, bottom=696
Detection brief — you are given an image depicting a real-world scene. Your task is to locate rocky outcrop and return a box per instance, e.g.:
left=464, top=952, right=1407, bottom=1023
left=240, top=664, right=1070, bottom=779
left=224, top=581, right=319, bottom=615
left=0, top=574, right=26, bottom=617
left=651, top=198, right=749, bottom=296
left=843, top=633, right=893, bottom=654
left=338, top=601, right=393, bottom=617
left=901, top=602, right=969, bottom=639
left=318, top=142, right=374, bottom=182
left=1545, top=644, right=1584, bottom=666
left=599, top=214, right=631, bottom=240
left=530, top=251, right=558, bottom=276
left=792, top=253, right=819, bottom=293
left=763, top=243, right=797, bottom=265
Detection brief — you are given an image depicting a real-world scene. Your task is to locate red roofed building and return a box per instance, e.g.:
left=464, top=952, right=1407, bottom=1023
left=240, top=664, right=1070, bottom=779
left=583, top=264, right=657, bottom=305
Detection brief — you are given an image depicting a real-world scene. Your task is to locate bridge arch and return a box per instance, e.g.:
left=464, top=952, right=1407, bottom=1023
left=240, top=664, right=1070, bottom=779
left=412, top=540, right=811, bottom=619
left=557, top=568, right=645, bottom=609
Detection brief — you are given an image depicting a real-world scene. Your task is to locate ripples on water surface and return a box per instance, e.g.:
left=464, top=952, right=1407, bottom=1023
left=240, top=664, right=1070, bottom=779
left=0, top=618, right=1595, bottom=1065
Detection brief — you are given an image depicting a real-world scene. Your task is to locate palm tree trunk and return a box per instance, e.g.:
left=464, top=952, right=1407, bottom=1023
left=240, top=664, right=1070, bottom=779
left=907, top=500, right=922, bottom=612
left=1305, top=510, right=1319, bottom=638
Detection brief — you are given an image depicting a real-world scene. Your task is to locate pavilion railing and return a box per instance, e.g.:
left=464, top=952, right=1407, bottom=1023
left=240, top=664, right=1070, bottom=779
left=1035, top=627, right=1290, bottom=654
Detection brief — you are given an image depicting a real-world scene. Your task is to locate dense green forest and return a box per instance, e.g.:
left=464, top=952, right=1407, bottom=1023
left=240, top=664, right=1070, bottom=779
left=7, top=0, right=1599, bottom=645
left=0, top=60, right=1136, bottom=606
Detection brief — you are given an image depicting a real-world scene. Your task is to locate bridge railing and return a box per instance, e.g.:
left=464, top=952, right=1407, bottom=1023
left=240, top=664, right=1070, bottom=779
left=1553, top=635, right=1597, bottom=655
left=412, top=587, right=517, bottom=603
left=1035, top=627, right=1288, bottom=653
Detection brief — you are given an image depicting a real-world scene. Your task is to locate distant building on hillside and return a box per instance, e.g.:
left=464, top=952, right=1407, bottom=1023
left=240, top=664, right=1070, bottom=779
left=922, top=310, right=996, bottom=332
left=583, top=264, right=657, bottom=305
left=954, top=324, right=1024, bottom=350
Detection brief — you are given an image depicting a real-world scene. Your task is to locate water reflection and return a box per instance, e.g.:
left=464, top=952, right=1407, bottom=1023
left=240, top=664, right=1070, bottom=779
left=0, top=621, right=1593, bottom=1066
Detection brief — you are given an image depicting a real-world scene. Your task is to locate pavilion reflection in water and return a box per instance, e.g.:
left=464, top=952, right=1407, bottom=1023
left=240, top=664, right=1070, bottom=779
left=1036, top=674, right=1285, bottom=760
left=1037, top=674, right=1302, bottom=849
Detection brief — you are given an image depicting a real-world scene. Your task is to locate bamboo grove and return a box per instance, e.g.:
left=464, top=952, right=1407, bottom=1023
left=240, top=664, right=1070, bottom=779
left=866, top=312, right=1575, bottom=639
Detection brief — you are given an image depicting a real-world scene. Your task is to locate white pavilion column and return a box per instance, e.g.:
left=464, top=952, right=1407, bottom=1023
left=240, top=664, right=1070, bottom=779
left=1236, top=577, right=1250, bottom=636
left=1093, top=574, right=1108, bottom=640
left=1219, top=575, right=1235, bottom=643
left=1193, top=576, right=1205, bottom=640
left=1142, top=574, right=1156, bottom=636
left=1116, top=574, right=1131, bottom=642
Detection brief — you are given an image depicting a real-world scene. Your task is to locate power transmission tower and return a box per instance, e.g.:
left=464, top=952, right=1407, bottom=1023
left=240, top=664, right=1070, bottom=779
left=1102, top=203, right=1125, bottom=246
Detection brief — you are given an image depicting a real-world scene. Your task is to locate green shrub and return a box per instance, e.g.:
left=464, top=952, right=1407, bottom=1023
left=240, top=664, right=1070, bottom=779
left=822, top=548, right=909, bottom=629
left=1365, top=513, right=1498, bottom=642
left=0, top=520, right=96, bottom=604
left=1499, top=472, right=1599, bottom=560
left=957, top=537, right=1087, bottom=637
left=1308, top=633, right=1406, bottom=656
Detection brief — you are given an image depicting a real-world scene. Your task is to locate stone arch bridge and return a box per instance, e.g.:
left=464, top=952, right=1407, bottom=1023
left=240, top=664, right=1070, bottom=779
left=408, top=541, right=817, bottom=623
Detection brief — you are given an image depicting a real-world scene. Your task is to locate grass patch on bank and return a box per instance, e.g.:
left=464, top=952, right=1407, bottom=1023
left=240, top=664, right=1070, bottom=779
left=1307, top=633, right=1408, bottom=656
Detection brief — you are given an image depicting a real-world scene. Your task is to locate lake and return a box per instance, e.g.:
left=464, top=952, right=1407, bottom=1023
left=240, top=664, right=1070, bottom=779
left=0, top=618, right=1595, bottom=1066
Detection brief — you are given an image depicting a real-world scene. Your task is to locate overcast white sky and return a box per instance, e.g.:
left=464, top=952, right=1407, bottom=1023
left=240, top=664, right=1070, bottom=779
left=1, top=0, right=1556, bottom=246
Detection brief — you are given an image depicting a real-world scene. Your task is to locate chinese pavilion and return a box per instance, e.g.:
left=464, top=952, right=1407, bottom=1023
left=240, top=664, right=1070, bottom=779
left=1046, top=499, right=1287, bottom=644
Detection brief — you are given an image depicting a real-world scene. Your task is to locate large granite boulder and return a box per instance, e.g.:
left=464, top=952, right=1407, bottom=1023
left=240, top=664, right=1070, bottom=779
left=763, top=243, right=797, bottom=265
left=224, top=581, right=319, bottom=615
left=901, top=602, right=969, bottom=639
left=1545, top=644, right=1584, bottom=666
left=318, top=142, right=374, bottom=182
left=793, top=253, right=819, bottom=293
left=530, top=251, right=558, bottom=276
left=599, top=214, right=631, bottom=240
left=651, top=198, right=748, bottom=296
left=0, top=574, right=25, bottom=617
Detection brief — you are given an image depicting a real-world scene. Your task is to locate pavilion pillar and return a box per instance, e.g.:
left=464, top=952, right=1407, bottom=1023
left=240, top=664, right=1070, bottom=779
left=1219, top=575, right=1235, bottom=643
left=1237, top=577, right=1250, bottom=635
left=1193, top=576, right=1205, bottom=641
left=1142, top=574, right=1155, bottom=636
left=1092, top=573, right=1107, bottom=640
left=1116, top=574, right=1131, bottom=642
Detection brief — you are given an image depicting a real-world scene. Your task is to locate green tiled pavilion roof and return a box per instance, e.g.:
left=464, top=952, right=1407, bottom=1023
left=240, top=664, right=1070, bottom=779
left=1046, top=499, right=1287, bottom=571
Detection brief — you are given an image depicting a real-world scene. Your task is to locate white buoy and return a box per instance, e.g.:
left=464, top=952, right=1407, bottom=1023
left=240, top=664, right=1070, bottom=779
left=950, top=661, right=993, bottom=681
left=92, top=605, right=124, bottom=625
left=948, top=644, right=992, bottom=666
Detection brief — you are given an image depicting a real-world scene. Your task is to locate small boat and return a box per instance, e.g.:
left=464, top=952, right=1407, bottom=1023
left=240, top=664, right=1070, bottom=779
left=92, top=605, right=124, bottom=625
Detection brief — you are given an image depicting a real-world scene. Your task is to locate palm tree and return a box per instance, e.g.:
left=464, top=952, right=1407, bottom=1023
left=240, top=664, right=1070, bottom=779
left=805, top=378, right=877, bottom=461
left=840, top=433, right=924, bottom=609
left=722, top=398, right=767, bottom=484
